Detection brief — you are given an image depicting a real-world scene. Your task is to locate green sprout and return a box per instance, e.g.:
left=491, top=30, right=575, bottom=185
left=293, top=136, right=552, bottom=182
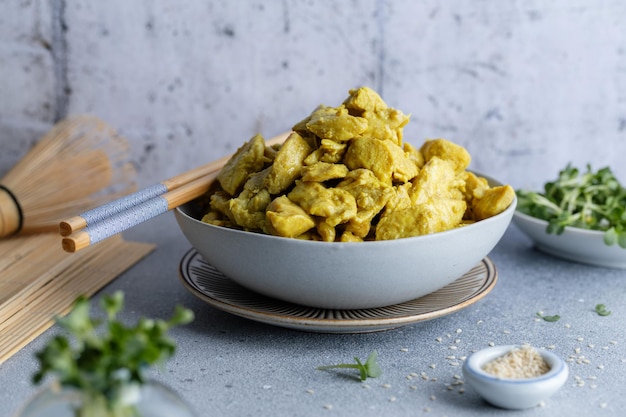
left=517, top=164, right=626, bottom=248
left=317, top=350, right=382, bottom=381
left=33, top=291, right=194, bottom=417
left=536, top=311, right=561, bottom=322
left=595, top=304, right=611, bottom=317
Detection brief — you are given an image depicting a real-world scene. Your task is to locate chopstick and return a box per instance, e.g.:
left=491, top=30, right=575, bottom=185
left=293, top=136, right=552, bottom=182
left=60, top=132, right=291, bottom=253
left=59, top=131, right=290, bottom=236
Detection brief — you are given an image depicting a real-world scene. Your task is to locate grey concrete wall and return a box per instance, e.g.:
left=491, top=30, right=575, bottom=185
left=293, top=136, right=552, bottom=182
left=1, top=0, right=625, bottom=191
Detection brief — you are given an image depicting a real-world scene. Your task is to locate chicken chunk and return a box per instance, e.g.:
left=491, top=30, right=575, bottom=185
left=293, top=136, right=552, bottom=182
left=472, top=185, right=515, bottom=221
left=217, top=134, right=267, bottom=196
left=266, top=195, right=315, bottom=238
left=420, top=138, right=471, bottom=174
left=264, top=132, right=312, bottom=195
left=301, top=162, right=349, bottom=182
left=305, top=105, right=368, bottom=141
left=344, top=137, right=419, bottom=184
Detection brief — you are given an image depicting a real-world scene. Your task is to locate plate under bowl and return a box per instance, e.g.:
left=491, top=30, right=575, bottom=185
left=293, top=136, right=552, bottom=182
left=178, top=249, right=497, bottom=333
left=513, top=211, right=626, bottom=269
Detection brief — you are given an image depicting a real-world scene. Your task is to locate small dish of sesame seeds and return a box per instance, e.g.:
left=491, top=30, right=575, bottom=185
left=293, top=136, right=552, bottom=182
left=462, top=344, right=569, bottom=410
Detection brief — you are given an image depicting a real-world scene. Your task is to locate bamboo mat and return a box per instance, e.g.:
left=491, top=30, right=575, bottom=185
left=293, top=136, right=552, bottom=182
left=0, top=233, right=154, bottom=364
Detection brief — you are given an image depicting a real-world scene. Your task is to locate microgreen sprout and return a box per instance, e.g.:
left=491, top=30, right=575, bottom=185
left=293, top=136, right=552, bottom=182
left=317, top=350, right=382, bottom=381
left=536, top=312, right=561, bottom=322
left=32, top=291, right=194, bottom=416
left=517, top=164, right=626, bottom=248
left=595, top=304, right=611, bottom=317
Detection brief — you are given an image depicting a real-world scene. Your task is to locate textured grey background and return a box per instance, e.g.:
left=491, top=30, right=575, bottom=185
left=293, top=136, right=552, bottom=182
left=2, top=0, right=625, bottom=191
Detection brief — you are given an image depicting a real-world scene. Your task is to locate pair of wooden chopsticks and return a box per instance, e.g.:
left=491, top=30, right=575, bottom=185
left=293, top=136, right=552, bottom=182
left=61, top=132, right=290, bottom=253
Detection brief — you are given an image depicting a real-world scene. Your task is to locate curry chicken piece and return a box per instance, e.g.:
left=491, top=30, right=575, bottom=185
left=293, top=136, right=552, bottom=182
left=344, top=137, right=419, bottom=184
left=337, top=169, right=393, bottom=238
left=420, top=138, right=471, bottom=174
left=217, top=134, right=267, bottom=196
left=265, top=195, right=315, bottom=238
left=264, top=132, right=312, bottom=195
left=288, top=181, right=357, bottom=242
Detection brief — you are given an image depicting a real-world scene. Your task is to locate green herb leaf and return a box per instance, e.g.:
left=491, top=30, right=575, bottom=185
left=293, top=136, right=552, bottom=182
left=317, top=350, right=382, bottom=381
left=536, top=312, right=561, bottom=322
left=33, top=291, right=194, bottom=400
left=517, top=164, right=626, bottom=249
left=595, top=304, right=611, bottom=316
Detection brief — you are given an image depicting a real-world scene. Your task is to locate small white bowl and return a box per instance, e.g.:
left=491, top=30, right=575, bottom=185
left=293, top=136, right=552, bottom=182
left=513, top=211, right=626, bottom=269
left=462, top=345, right=569, bottom=410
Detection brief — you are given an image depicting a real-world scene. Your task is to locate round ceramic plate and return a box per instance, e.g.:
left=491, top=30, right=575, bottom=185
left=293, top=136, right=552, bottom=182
left=513, top=211, right=626, bottom=269
left=178, top=249, right=498, bottom=333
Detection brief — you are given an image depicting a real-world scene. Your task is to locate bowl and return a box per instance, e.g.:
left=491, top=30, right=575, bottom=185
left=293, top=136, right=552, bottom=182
left=513, top=211, right=626, bottom=269
left=462, top=345, right=568, bottom=410
left=174, top=175, right=516, bottom=310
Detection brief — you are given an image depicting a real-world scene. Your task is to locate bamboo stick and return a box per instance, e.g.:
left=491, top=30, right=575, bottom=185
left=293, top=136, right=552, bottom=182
left=59, top=131, right=291, bottom=236
left=61, top=132, right=291, bottom=253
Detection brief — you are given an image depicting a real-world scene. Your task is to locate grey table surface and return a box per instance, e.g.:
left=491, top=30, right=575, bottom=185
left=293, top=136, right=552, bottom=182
left=1, top=213, right=625, bottom=417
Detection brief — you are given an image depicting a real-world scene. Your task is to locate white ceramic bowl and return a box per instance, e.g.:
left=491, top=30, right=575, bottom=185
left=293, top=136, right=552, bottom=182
left=175, top=175, right=516, bottom=310
left=462, top=345, right=569, bottom=410
left=513, top=211, right=626, bottom=269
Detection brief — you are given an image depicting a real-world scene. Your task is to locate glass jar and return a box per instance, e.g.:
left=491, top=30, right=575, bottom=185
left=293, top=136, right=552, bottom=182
left=15, top=380, right=195, bottom=417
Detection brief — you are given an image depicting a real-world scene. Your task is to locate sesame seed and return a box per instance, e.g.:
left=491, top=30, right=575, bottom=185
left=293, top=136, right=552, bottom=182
left=409, top=385, right=417, bottom=390
left=430, top=395, right=436, bottom=401
left=405, top=375, right=413, bottom=380
left=538, top=401, right=546, bottom=407
left=476, top=320, right=483, bottom=325
left=458, top=388, right=465, bottom=394
left=429, top=364, right=436, bottom=369
left=423, top=407, right=431, bottom=412
left=565, top=323, right=571, bottom=328
left=454, top=339, right=461, bottom=344
left=362, top=384, right=371, bottom=389
left=610, top=341, right=618, bottom=345
left=382, top=383, right=391, bottom=388
left=488, top=342, right=495, bottom=347
left=588, top=344, right=595, bottom=348
left=546, top=345, right=556, bottom=350
left=456, top=328, right=462, bottom=334
left=598, top=364, right=605, bottom=369
left=577, top=337, right=584, bottom=342
left=435, top=337, right=442, bottom=343
left=600, top=403, right=608, bottom=408
left=389, top=396, right=397, bottom=402
left=503, top=330, right=511, bottom=334
left=453, top=374, right=462, bottom=380
left=323, top=404, right=333, bottom=410
left=446, top=355, right=456, bottom=360
left=449, top=346, right=458, bottom=350
left=306, top=389, right=315, bottom=394
left=400, top=348, right=409, bottom=352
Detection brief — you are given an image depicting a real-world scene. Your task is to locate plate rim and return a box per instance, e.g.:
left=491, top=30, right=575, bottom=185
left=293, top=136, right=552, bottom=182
left=178, top=249, right=498, bottom=333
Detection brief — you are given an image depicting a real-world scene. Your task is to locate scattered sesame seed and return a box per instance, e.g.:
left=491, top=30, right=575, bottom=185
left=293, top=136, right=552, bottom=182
left=423, top=407, right=431, bottom=412
left=600, top=403, right=608, bottom=408
left=565, top=323, right=571, bottom=328
left=538, top=401, right=546, bottom=407
left=488, top=342, right=495, bottom=347
left=429, top=364, right=436, bottom=369
left=430, top=395, right=436, bottom=401
left=362, top=384, right=371, bottom=389
left=577, top=337, right=584, bottom=342
left=323, top=404, right=333, bottom=410
left=547, top=345, right=556, bottom=350
left=458, top=388, right=465, bottom=394
left=306, top=389, right=315, bottom=394
left=446, top=355, right=456, bottom=360
left=449, top=346, right=458, bottom=350
left=382, top=383, right=391, bottom=389
left=263, top=385, right=272, bottom=389
left=405, top=375, right=413, bottom=380
left=588, top=376, right=597, bottom=380
left=476, top=320, right=483, bottom=325
left=456, top=328, right=462, bottom=334
left=598, top=364, right=605, bottom=369
left=574, top=347, right=581, bottom=354
left=459, top=356, right=467, bottom=361
left=410, top=372, right=418, bottom=377
left=449, top=361, right=460, bottom=366
left=409, top=385, right=417, bottom=390
left=446, top=385, right=454, bottom=391
left=503, top=330, right=511, bottom=334
left=389, top=396, right=397, bottom=402
left=454, top=339, right=461, bottom=344
left=436, top=337, right=443, bottom=343
left=610, top=341, right=618, bottom=345
left=534, top=318, right=542, bottom=322
left=400, top=348, right=409, bottom=352
left=588, top=344, right=595, bottom=348
left=453, top=374, right=462, bottom=380
left=431, top=377, right=438, bottom=382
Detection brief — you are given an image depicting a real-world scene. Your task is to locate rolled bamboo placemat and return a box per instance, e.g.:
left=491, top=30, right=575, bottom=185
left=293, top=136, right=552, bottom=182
left=0, top=233, right=154, bottom=364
